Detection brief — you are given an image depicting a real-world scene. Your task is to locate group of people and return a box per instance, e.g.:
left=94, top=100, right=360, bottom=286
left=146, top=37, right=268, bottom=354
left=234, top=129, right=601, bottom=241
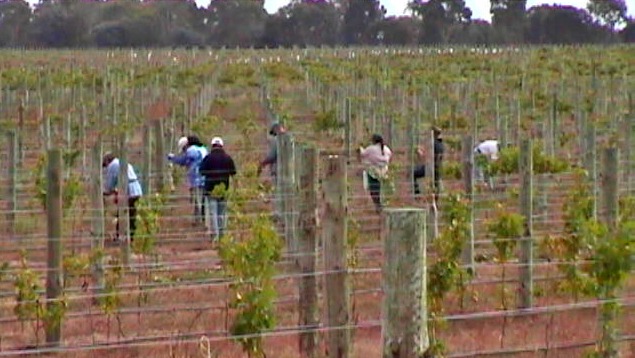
left=102, top=134, right=237, bottom=243
left=357, top=127, right=500, bottom=212
left=102, top=120, right=500, bottom=242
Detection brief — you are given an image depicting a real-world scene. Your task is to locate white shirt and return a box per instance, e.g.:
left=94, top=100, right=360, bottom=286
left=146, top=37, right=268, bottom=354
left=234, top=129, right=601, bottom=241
left=475, top=140, right=499, bottom=160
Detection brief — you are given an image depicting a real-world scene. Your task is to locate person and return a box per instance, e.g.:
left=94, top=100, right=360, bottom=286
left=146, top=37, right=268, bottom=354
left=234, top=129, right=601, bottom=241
left=168, top=135, right=208, bottom=224
left=200, top=136, right=237, bottom=242
left=474, top=139, right=500, bottom=189
left=256, top=122, right=286, bottom=222
left=102, top=152, right=143, bottom=241
left=359, top=134, right=392, bottom=213
left=256, top=122, right=286, bottom=180
left=413, top=145, right=426, bottom=196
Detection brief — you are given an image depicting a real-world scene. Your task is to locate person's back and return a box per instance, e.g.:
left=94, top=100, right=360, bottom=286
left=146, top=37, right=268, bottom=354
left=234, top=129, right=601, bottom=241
left=200, top=146, right=236, bottom=197
left=191, top=144, right=208, bottom=187
left=105, top=158, right=143, bottom=198
left=475, top=140, right=499, bottom=160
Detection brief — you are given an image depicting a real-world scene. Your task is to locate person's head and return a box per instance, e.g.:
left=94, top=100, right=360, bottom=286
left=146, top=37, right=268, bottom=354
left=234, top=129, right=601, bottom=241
left=210, top=136, right=224, bottom=149
left=432, top=126, right=442, bottom=139
left=371, top=133, right=385, bottom=154
left=177, top=136, right=188, bottom=152
left=102, top=152, right=115, bottom=168
left=187, top=135, right=203, bottom=147
left=269, top=122, right=286, bottom=137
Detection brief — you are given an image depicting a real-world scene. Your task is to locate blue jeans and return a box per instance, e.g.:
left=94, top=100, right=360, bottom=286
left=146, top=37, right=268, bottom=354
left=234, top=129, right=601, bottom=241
left=205, top=196, right=227, bottom=241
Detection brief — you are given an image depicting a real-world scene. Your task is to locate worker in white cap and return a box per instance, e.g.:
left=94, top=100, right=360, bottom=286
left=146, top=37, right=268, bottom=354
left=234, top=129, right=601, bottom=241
left=199, top=136, right=237, bottom=243
left=474, top=139, right=500, bottom=190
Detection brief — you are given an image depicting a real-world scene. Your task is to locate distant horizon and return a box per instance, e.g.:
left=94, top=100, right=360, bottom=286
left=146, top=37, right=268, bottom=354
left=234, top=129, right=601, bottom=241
left=24, top=0, right=635, bottom=23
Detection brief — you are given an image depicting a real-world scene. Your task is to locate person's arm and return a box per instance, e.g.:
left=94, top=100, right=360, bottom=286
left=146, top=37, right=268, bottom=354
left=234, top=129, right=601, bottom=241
left=168, top=150, right=192, bottom=167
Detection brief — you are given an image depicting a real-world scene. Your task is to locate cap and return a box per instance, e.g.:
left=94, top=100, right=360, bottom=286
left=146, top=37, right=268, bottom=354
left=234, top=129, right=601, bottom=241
left=211, top=137, right=224, bottom=147
left=177, top=136, right=188, bottom=151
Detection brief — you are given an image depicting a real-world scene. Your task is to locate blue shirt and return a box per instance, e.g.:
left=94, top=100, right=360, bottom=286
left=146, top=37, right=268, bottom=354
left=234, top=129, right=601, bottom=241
left=168, top=145, right=208, bottom=188
left=104, top=158, right=143, bottom=198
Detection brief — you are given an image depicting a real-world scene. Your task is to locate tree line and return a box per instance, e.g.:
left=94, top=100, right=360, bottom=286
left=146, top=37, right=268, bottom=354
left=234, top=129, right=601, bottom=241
left=0, top=0, right=633, bottom=49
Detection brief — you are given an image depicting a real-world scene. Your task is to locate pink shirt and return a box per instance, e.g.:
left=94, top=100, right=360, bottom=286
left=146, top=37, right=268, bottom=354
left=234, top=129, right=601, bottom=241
left=360, top=143, right=392, bottom=177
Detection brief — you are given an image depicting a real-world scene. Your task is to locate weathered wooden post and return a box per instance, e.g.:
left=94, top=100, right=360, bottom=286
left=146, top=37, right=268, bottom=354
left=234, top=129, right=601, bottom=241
left=344, top=98, right=352, bottom=163
left=519, top=139, right=534, bottom=309
left=117, top=132, right=131, bottom=266
left=323, top=155, right=351, bottom=358
left=142, top=124, right=152, bottom=195
left=601, top=147, right=618, bottom=231
left=153, top=120, right=166, bottom=193
left=461, top=135, right=475, bottom=273
left=277, top=133, right=296, bottom=251
left=7, top=130, right=17, bottom=239
left=599, top=146, right=619, bottom=357
left=382, top=208, right=428, bottom=358
left=90, top=141, right=105, bottom=292
left=620, top=119, right=631, bottom=194
left=427, top=129, right=439, bottom=241
left=46, top=148, right=63, bottom=346
left=585, top=121, right=598, bottom=219
left=297, top=145, right=319, bottom=358
left=17, top=100, right=24, bottom=165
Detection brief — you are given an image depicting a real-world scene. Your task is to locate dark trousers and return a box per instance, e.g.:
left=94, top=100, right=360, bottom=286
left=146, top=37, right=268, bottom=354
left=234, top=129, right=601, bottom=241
left=413, top=165, right=426, bottom=195
left=116, top=197, right=140, bottom=241
left=367, top=173, right=382, bottom=210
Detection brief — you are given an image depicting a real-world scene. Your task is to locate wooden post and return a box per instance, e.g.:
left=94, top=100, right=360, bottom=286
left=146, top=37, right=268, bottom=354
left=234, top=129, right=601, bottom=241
left=46, top=148, right=63, bottom=346
left=323, top=156, right=351, bottom=358
left=344, top=98, right=352, bottom=163
left=461, top=135, right=475, bottom=273
left=142, top=124, right=152, bottom=195
left=153, top=121, right=165, bottom=193
left=90, top=141, right=105, bottom=292
left=599, top=146, right=619, bottom=358
left=585, top=122, right=598, bottom=219
left=298, top=145, right=319, bottom=358
left=428, top=130, right=438, bottom=241
left=519, top=139, right=534, bottom=309
left=7, top=131, right=17, bottom=239
left=620, top=120, right=631, bottom=194
left=277, top=133, right=296, bottom=251
left=18, top=100, right=24, bottom=165
left=118, top=133, right=131, bottom=266
left=382, top=208, right=428, bottom=358
left=601, top=148, right=619, bottom=231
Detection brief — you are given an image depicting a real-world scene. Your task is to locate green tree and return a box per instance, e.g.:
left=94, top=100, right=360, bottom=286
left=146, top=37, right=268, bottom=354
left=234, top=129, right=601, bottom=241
left=342, top=0, right=385, bottom=45
left=206, top=0, right=267, bottom=48
left=276, top=0, right=341, bottom=47
left=0, top=0, right=32, bottom=47
left=525, top=5, right=605, bottom=44
left=407, top=0, right=472, bottom=44
left=490, top=0, right=526, bottom=43
left=587, top=0, right=628, bottom=30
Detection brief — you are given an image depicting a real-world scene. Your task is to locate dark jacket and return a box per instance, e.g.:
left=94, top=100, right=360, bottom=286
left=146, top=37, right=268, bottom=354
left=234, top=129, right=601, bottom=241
left=200, top=148, right=237, bottom=197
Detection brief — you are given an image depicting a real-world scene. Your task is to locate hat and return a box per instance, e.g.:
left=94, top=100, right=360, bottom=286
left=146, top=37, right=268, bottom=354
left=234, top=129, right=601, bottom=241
left=211, top=137, right=224, bottom=147
left=177, top=136, right=188, bottom=151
